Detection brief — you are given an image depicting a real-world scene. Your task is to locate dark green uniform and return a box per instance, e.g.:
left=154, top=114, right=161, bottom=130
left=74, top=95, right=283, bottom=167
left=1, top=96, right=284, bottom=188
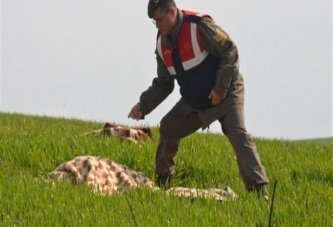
left=138, top=9, right=268, bottom=190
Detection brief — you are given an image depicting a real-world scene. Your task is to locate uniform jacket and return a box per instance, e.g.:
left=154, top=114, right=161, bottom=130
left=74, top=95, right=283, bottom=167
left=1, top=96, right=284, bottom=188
left=139, top=9, right=245, bottom=129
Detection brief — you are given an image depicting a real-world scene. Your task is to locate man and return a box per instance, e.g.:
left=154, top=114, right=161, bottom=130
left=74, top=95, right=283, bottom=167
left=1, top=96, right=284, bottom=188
left=128, top=0, right=269, bottom=200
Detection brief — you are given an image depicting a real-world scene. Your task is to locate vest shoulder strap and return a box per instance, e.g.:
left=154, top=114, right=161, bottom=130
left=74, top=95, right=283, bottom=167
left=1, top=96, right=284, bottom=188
left=183, top=15, right=202, bottom=24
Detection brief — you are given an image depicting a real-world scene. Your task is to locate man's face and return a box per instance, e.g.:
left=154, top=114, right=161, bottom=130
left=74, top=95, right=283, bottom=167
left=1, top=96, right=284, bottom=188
left=152, top=7, right=176, bottom=36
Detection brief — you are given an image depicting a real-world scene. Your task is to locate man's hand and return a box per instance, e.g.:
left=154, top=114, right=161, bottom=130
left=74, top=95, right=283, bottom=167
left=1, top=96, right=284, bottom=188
left=128, top=104, right=143, bottom=120
left=208, top=90, right=222, bottom=106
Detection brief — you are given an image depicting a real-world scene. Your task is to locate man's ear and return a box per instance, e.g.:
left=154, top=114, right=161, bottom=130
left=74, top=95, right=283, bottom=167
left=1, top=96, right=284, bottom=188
left=170, top=7, right=177, bottom=18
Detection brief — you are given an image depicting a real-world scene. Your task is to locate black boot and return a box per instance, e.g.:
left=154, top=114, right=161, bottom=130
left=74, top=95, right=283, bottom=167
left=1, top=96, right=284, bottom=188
left=156, top=175, right=172, bottom=189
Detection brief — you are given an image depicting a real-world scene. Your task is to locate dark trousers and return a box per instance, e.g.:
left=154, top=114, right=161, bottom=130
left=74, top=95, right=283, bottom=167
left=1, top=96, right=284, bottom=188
left=155, top=102, right=269, bottom=190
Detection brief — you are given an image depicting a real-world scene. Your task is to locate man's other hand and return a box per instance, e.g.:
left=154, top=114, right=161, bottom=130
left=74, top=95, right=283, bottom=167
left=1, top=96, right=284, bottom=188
left=208, top=90, right=222, bottom=106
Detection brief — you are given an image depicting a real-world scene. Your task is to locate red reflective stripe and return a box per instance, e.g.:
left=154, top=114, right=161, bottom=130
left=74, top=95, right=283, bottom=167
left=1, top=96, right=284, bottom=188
left=177, top=22, right=194, bottom=62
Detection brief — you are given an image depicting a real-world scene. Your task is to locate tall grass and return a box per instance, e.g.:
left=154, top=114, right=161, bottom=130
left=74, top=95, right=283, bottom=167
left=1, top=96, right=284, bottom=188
left=0, top=112, right=332, bottom=226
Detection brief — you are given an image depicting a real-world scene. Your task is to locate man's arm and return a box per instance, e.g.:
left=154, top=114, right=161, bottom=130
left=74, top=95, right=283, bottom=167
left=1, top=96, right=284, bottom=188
left=137, top=53, right=175, bottom=117
left=200, top=17, right=240, bottom=100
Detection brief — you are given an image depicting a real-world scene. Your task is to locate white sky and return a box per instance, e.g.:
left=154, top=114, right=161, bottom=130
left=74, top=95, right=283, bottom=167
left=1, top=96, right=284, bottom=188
left=1, top=0, right=332, bottom=140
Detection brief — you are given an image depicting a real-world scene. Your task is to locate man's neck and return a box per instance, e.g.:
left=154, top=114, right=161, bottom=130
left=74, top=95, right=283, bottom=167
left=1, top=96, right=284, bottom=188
left=166, top=9, right=183, bottom=44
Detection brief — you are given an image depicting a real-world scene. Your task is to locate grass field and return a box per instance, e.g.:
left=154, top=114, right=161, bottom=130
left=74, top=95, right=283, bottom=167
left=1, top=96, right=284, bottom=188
left=0, top=112, right=332, bottom=226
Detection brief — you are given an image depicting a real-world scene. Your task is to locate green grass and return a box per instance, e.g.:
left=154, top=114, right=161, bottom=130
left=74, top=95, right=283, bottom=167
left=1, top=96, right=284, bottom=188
left=292, top=137, right=333, bottom=146
left=0, top=112, right=332, bottom=226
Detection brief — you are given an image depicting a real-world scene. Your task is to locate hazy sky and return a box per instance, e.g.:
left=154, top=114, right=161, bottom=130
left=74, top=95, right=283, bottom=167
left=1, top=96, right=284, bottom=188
left=1, top=0, right=332, bottom=140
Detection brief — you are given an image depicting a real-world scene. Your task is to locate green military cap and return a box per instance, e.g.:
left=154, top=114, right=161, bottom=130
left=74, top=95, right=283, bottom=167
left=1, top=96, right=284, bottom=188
left=147, top=0, right=164, bottom=18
